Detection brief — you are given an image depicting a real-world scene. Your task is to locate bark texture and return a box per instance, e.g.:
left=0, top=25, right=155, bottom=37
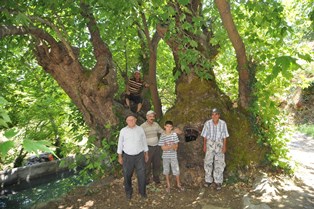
left=156, top=0, right=266, bottom=183
left=0, top=4, right=118, bottom=146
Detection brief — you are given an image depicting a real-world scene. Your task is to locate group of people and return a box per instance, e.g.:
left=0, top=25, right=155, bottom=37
left=117, top=107, right=229, bottom=200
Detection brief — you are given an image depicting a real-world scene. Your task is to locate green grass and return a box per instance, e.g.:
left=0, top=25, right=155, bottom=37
left=298, top=124, right=314, bottom=138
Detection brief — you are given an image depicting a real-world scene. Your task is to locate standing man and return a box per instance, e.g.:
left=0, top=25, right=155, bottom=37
left=141, top=110, right=164, bottom=185
left=125, top=70, right=149, bottom=113
left=117, top=114, right=149, bottom=200
left=201, top=108, right=229, bottom=191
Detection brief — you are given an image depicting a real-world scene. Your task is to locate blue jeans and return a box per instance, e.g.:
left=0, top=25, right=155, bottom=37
left=123, top=152, right=146, bottom=197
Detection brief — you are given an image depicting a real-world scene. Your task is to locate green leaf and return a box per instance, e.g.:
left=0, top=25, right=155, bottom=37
left=23, top=139, right=53, bottom=155
left=0, top=141, right=15, bottom=158
left=3, top=129, right=18, bottom=139
left=177, top=0, right=190, bottom=6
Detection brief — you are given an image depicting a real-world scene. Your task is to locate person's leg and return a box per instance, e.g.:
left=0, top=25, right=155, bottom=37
left=125, top=94, right=131, bottom=108
left=204, top=141, right=215, bottom=184
left=123, top=154, right=134, bottom=199
left=135, top=152, right=147, bottom=197
left=152, top=146, right=161, bottom=183
left=165, top=174, right=170, bottom=192
left=163, top=158, right=171, bottom=192
left=136, top=103, right=143, bottom=112
left=170, top=158, right=184, bottom=190
left=213, top=141, right=225, bottom=189
left=135, top=96, right=143, bottom=113
left=145, top=147, right=153, bottom=184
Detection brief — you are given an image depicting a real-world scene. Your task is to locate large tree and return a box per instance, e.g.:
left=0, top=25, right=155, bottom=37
left=1, top=2, right=117, bottom=146
left=1, top=0, right=311, bottom=175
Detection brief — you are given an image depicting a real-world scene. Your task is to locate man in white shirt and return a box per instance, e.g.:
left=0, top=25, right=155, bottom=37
left=117, top=114, right=149, bottom=199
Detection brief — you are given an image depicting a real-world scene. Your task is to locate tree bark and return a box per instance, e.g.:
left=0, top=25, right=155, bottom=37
left=139, top=11, right=163, bottom=118
left=0, top=4, right=118, bottom=146
left=215, top=0, right=252, bottom=109
left=155, top=0, right=266, bottom=183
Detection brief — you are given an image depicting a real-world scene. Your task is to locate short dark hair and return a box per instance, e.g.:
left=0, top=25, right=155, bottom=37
left=164, top=120, right=173, bottom=126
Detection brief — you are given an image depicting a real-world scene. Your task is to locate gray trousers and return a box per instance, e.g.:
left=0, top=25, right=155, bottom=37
left=204, top=140, right=225, bottom=184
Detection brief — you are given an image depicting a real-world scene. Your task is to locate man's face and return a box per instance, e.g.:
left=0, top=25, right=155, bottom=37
left=211, top=112, right=220, bottom=123
left=134, top=72, right=140, bottom=80
left=126, top=116, right=137, bottom=127
left=146, top=114, right=155, bottom=123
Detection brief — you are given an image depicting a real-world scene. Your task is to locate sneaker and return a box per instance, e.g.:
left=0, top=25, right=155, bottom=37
left=203, top=182, right=212, bottom=187
left=216, top=183, right=222, bottom=191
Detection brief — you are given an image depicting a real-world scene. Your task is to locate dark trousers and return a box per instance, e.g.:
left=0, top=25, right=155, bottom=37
left=123, top=152, right=146, bottom=197
left=145, top=146, right=161, bottom=183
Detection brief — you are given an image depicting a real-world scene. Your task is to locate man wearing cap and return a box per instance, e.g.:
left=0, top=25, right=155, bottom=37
left=140, top=110, right=164, bottom=185
left=117, top=114, right=149, bottom=199
left=125, top=70, right=149, bottom=113
left=201, top=108, right=229, bottom=191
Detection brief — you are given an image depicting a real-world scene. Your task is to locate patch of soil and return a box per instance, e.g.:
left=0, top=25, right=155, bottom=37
left=36, top=176, right=249, bottom=209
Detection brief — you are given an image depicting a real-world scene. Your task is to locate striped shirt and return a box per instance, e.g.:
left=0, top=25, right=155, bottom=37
left=158, top=132, right=179, bottom=159
left=117, top=125, right=148, bottom=155
left=127, top=78, right=144, bottom=95
left=201, top=119, right=229, bottom=141
left=140, top=122, right=164, bottom=146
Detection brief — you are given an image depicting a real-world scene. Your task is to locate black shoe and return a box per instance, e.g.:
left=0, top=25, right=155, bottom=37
left=203, top=182, right=212, bottom=187
left=154, top=180, right=161, bottom=184
left=126, top=194, right=132, bottom=200
left=216, top=183, right=222, bottom=191
left=141, top=194, right=147, bottom=199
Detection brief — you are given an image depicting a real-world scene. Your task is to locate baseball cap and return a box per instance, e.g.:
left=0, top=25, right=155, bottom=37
left=146, top=110, right=156, bottom=116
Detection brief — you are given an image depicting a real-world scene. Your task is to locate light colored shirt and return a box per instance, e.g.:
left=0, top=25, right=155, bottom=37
left=117, top=125, right=148, bottom=155
left=201, top=119, right=229, bottom=141
left=158, top=132, right=179, bottom=159
left=140, top=121, right=164, bottom=146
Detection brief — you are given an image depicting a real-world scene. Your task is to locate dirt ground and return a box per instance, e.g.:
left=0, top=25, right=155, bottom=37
left=36, top=175, right=248, bottom=209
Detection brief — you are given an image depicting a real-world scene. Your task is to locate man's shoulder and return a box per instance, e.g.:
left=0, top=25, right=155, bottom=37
left=218, top=119, right=226, bottom=124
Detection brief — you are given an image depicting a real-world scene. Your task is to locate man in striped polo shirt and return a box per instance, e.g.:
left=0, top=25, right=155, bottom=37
left=201, top=108, right=229, bottom=191
left=125, top=70, right=149, bottom=113
left=141, top=110, right=164, bottom=185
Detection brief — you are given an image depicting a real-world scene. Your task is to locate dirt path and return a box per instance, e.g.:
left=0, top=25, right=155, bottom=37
left=243, top=132, right=314, bottom=209
left=288, top=132, right=314, bottom=189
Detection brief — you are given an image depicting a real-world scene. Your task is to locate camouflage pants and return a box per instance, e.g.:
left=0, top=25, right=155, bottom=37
left=204, top=140, right=225, bottom=184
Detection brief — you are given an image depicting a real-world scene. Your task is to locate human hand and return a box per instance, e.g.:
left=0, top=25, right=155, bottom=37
left=118, top=155, right=123, bottom=165
left=144, top=152, right=149, bottom=162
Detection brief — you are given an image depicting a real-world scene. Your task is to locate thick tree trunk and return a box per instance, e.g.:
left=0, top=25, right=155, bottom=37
left=35, top=41, right=117, bottom=146
left=156, top=0, right=266, bottom=184
left=0, top=3, right=118, bottom=146
left=162, top=74, right=266, bottom=185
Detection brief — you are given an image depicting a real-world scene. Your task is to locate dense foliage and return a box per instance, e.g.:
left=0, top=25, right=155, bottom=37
left=0, top=0, right=313, bottom=175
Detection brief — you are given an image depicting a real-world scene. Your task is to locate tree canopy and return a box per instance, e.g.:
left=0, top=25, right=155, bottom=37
left=0, top=0, right=313, bottom=176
